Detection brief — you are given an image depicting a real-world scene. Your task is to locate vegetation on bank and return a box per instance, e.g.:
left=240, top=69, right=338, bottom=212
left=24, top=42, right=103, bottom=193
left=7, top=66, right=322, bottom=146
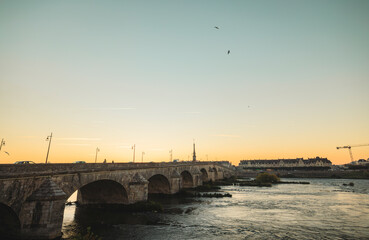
left=255, top=172, right=280, bottom=184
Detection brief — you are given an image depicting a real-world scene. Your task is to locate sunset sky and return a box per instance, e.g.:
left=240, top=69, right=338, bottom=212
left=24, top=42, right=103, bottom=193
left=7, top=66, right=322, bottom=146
left=0, top=0, right=368, bottom=165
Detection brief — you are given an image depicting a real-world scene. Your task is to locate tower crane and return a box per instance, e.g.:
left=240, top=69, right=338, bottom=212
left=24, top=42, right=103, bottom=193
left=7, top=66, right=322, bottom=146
left=336, top=144, right=369, bottom=163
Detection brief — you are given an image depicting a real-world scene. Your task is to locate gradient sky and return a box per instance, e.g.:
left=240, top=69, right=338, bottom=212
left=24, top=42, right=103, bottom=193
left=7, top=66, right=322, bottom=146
left=1, top=0, right=368, bottom=165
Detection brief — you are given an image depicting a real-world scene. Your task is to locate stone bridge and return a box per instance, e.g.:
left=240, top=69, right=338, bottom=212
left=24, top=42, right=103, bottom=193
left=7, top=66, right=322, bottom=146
left=0, top=162, right=234, bottom=239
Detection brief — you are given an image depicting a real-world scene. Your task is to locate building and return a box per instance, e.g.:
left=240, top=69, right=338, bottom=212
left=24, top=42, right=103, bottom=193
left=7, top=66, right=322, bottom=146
left=345, top=158, right=369, bottom=170
left=348, top=158, right=369, bottom=165
left=239, top=157, right=332, bottom=170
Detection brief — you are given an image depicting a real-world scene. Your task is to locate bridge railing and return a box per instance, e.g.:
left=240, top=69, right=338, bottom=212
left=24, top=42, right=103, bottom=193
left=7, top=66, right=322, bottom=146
left=0, top=161, right=233, bottom=179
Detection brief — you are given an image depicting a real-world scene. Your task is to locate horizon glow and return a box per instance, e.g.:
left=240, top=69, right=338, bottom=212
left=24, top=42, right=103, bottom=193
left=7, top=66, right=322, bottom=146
left=0, top=0, right=368, bottom=165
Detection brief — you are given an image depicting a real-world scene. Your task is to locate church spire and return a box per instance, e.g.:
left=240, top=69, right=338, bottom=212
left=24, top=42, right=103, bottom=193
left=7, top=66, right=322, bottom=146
left=192, top=140, right=196, bottom=162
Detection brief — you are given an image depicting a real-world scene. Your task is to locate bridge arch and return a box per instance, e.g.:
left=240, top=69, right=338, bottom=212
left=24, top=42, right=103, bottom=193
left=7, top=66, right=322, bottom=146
left=78, top=179, right=128, bottom=204
left=200, top=168, right=209, bottom=182
left=148, top=174, right=171, bottom=194
left=181, top=170, right=194, bottom=188
left=0, top=203, right=21, bottom=239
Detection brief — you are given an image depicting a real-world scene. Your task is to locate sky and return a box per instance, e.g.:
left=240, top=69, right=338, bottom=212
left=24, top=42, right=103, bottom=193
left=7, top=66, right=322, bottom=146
left=0, top=0, right=368, bottom=165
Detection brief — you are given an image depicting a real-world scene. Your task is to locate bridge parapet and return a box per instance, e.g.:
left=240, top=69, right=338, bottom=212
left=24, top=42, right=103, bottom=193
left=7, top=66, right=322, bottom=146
left=0, top=161, right=233, bottom=179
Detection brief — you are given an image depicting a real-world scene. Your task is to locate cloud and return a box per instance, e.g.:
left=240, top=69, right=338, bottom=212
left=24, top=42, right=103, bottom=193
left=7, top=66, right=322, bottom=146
left=57, top=143, right=91, bottom=146
left=212, top=134, right=241, bottom=138
left=84, top=107, right=136, bottom=110
left=56, top=138, right=101, bottom=141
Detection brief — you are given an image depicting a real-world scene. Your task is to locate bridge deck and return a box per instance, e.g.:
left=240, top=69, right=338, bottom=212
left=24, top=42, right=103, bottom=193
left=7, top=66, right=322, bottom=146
left=0, top=162, right=230, bottom=179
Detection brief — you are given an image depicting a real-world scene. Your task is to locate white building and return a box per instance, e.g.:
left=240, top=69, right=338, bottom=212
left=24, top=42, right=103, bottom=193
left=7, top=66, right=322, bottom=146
left=239, top=157, right=332, bottom=170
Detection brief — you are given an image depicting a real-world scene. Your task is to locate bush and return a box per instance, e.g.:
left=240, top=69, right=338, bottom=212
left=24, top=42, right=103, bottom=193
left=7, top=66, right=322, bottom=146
left=255, top=173, right=280, bottom=184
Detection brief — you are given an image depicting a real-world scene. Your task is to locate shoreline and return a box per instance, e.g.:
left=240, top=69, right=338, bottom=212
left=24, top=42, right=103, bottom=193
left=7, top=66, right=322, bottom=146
left=237, top=169, right=369, bottom=179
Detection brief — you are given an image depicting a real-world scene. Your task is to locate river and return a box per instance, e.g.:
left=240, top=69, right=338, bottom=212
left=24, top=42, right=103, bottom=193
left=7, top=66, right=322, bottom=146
left=62, top=178, right=369, bottom=239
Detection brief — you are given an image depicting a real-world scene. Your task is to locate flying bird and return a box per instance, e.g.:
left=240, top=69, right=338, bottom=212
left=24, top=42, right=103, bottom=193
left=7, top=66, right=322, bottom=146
left=4, top=151, right=9, bottom=155
left=227, top=50, right=230, bottom=54
left=214, top=26, right=219, bottom=29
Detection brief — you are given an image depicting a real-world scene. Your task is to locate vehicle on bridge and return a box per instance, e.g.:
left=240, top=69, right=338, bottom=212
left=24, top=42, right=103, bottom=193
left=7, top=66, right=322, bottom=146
left=14, top=161, right=35, bottom=164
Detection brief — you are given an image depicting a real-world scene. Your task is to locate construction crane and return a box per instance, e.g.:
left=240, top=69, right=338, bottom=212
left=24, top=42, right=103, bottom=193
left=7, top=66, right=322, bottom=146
left=336, top=144, right=369, bottom=163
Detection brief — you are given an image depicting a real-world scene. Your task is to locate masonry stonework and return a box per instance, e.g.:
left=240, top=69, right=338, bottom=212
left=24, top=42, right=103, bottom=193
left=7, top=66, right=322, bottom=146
left=0, top=162, right=234, bottom=239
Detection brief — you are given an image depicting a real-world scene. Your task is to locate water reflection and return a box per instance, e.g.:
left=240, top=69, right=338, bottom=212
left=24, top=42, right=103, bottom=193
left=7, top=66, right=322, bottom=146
left=62, top=179, right=369, bottom=240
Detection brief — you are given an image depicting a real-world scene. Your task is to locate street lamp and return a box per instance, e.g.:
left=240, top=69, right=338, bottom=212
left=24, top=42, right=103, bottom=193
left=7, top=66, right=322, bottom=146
left=141, top=152, right=145, bottom=163
left=95, top=147, right=100, bottom=163
left=0, top=139, right=5, bottom=151
left=132, top=144, right=135, bottom=163
left=45, top=133, right=53, bottom=164
left=0, top=139, right=9, bottom=157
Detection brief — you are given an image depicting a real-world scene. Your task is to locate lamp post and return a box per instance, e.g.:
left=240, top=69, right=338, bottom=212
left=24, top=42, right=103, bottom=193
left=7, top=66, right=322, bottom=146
left=0, top=139, right=5, bottom=151
left=45, top=133, right=52, bottom=164
left=141, top=152, right=145, bottom=163
left=169, top=149, right=173, bottom=162
left=132, top=144, right=136, bottom=163
left=95, top=147, right=100, bottom=163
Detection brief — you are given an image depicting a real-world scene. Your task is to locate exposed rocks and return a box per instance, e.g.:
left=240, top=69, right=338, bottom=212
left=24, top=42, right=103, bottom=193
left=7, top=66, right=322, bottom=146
left=342, top=182, right=354, bottom=186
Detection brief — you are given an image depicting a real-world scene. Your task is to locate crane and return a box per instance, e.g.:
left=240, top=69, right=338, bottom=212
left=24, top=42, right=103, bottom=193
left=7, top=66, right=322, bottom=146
left=336, top=144, right=369, bottom=163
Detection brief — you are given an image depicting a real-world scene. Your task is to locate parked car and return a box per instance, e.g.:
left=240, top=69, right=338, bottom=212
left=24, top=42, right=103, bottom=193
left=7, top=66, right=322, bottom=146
left=14, top=161, right=35, bottom=164
left=73, top=161, right=86, bottom=164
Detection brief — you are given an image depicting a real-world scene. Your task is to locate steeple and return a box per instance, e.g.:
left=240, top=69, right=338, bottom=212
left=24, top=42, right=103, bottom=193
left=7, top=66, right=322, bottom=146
left=192, top=140, right=196, bottom=162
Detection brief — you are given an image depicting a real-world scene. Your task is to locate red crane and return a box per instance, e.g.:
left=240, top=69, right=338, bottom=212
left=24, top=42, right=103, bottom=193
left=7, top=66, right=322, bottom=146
left=336, top=144, right=369, bottom=162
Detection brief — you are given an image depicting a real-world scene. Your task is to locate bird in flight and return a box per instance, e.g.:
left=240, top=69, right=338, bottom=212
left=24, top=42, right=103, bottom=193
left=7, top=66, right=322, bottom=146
left=227, top=50, right=230, bottom=54
left=4, top=151, right=9, bottom=155
left=214, top=26, right=219, bottom=29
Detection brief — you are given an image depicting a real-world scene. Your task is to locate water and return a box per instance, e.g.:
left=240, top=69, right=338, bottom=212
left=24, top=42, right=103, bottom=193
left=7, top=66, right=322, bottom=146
left=62, top=179, right=369, bottom=239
